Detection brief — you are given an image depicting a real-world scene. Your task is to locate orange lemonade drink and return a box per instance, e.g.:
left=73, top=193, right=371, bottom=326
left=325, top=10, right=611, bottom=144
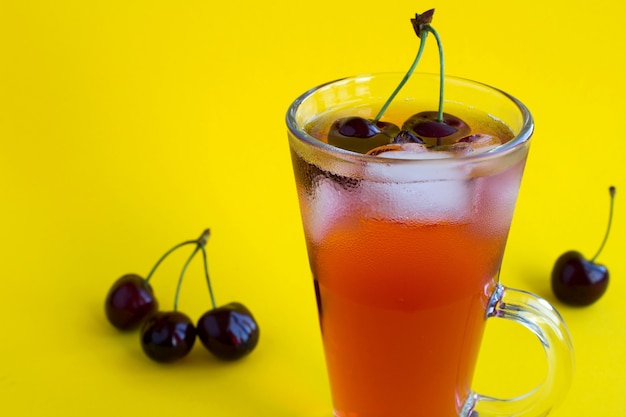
left=313, top=219, right=502, bottom=417
left=289, top=90, right=527, bottom=417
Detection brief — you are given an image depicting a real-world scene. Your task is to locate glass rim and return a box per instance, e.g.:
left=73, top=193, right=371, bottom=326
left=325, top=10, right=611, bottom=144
left=286, top=72, right=534, bottom=166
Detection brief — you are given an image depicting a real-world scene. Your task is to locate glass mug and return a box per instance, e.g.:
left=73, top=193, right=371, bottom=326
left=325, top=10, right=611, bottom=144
left=286, top=73, right=574, bottom=417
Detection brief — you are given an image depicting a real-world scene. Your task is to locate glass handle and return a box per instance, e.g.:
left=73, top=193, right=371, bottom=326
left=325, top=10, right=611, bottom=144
left=469, top=284, right=575, bottom=417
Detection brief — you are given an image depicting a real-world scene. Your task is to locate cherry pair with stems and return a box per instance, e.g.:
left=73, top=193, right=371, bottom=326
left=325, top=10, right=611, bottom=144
left=105, top=229, right=259, bottom=363
left=326, top=9, right=473, bottom=155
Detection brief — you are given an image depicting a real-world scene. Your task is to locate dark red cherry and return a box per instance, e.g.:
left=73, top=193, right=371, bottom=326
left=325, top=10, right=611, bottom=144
left=197, top=302, right=260, bottom=361
left=140, top=311, right=196, bottom=363
left=328, top=116, right=399, bottom=154
left=105, top=274, right=158, bottom=330
left=335, top=116, right=378, bottom=138
left=551, top=186, right=615, bottom=306
left=551, top=251, right=609, bottom=306
left=402, top=111, right=470, bottom=146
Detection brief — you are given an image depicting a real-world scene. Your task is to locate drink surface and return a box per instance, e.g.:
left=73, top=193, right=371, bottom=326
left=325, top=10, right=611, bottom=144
left=305, top=101, right=515, bottom=157
left=291, top=104, right=526, bottom=417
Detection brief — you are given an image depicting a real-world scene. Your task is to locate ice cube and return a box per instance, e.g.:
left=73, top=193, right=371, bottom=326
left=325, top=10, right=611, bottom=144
left=367, top=143, right=429, bottom=158
left=364, top=140, right=473, bottom=183
left=431, top=142, right=474, bottom=157
left=360, top=148, right=474, bottom=223
left=357, top=176, right=474, bottom=223
left=474, top=158, right=525, bottom=235
left=300, top=174, right=355, bottom=245
left=458, top=133, right=501, bottom=154
left=367, top=142, right=463, bottom=160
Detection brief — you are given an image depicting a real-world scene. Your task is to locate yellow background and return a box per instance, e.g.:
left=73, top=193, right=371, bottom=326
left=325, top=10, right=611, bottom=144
left=1, top=0, right=625, bottom=416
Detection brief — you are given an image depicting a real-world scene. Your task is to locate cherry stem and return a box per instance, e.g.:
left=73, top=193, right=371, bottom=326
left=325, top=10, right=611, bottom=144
left=144, top=239, right=197, bottom=285
left=200, top=245, right=217, bottom=310
left=142, top=229, right=212, bottom=312
left=427, top=25, right=445, bottom=123
left=174, top=245, right=200, bottom=311
left=196, top=229, right=217, bottom=309
left=590, top=186, right=616, bottom=263
left=373, top=29, right=428, bottom=123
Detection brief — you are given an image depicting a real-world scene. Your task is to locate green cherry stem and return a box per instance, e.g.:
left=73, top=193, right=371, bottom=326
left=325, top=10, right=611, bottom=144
left=142, top=229, right=212, bottom=311
left=144, top=239, right=197, bottom=286
left=196, top=228, right=217, bottom=309
left=173, top=245, right=200, bottom=311
left=200, top=245, right=217, bottom=310
left=590, top=186, right=616, bottom=263
left=373, top=29, right=428, bottom=123
left=427, top=25, right=445, bottom=123
left=173, top=229, right=211, bottom=311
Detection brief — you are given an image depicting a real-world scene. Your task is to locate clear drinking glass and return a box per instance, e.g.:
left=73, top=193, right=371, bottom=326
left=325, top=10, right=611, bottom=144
left=286, top=73, right=574, bottom=417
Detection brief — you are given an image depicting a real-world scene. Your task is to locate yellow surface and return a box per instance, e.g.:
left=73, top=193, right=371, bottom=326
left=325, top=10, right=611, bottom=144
left=1, top=0, right=625, bottom=416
